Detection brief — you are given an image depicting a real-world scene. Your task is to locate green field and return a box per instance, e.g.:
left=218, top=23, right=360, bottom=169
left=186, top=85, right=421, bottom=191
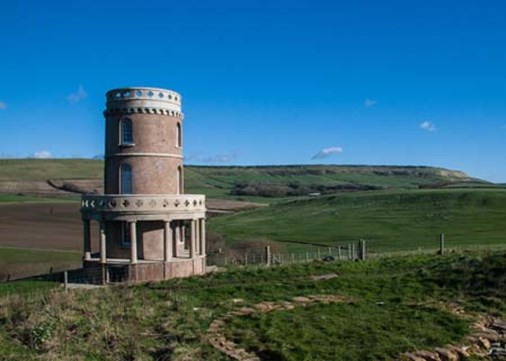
left=0, top=248, right=82, bottom=281
left=1, top=251, right=505, bottom=360
left=209, top=188, right=506, bottom=253
left=1, top=159, right=505, bottom=276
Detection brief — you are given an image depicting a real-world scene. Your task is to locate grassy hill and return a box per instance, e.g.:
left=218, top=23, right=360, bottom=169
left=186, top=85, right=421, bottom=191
left=1, top=251, right=505, bottom=360
left=209, top=188, right=506, bottom=253
left=0, top=159, right=103, bottom=181
left=0, top=159, right=489, bottom=200
left=1, top=162, right=505, bottom=360
left=184, top=164, right=483, bottom=199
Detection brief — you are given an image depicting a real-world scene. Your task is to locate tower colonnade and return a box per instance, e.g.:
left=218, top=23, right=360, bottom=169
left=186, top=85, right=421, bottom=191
left=80, top=87, right=207, bottom=282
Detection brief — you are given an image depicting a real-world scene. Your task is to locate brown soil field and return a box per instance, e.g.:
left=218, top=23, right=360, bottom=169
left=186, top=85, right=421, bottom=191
left=0, top=202, right=98, bottom=252
left=0, top=198, right=261, bottom=252
left=0, top=197, right=262, bottom=280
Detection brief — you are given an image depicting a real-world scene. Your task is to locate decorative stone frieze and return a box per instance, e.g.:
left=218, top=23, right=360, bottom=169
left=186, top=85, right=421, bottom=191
left=81, top=194, right=206, bottom=214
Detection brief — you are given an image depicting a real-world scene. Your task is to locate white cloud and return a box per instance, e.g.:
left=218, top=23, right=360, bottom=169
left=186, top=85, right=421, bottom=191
left=311, top=146, right=344, bottom=160
left=0, top=101, right=7, bottom=110
left=364, top=98, right=378, bottom=108
left=30, top=150, right=53, bottom=159
left=185, top=152, right=239, bottom=164
left=184, top=153, right=202, bottom=162
left=420, top=120, right=436, bottom=132
left=67, top=85, right=87, bottom=104
left=202, top=154, right=234, bottom=163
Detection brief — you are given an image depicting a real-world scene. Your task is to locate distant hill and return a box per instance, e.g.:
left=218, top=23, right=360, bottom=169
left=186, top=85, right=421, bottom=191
left=184, top=164, right=485, bottom=199
left=0, top=159, right=490, bottom=199
left=0, top=159, right=103, bottom=181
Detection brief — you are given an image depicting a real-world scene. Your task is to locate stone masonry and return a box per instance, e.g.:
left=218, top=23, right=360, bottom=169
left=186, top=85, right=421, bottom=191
left=80, top=87, right=206, bottom=283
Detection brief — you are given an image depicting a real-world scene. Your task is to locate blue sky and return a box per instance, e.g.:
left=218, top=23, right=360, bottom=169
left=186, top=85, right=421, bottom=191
left=0, top=0, right=505, bottom=182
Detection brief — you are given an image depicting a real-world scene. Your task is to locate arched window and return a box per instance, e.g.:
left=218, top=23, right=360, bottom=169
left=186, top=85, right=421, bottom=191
left=120, top=164, right=132, bottom=194
left=120, top=118, right=133, bottom=145
left=176, top=122, right=182, bottom=148
left=177, top=166, right=183, bottom=194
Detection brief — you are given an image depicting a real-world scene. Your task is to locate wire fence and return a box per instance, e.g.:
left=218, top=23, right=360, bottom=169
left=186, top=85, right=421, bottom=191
left=206, top=241, right=364, bottom=267
left=0, top=265, right=133, bottom=295
left=1, top=234, right=505, bottom=293
left=206, top=234, right=506, bottom=267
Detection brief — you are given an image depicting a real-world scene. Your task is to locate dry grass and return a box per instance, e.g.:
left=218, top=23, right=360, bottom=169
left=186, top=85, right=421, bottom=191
left=2, top=252, right=505, bottom=360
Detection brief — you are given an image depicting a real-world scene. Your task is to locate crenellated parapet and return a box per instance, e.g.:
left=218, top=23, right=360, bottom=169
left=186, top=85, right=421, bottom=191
left=104, top=87, right=184, bottom=118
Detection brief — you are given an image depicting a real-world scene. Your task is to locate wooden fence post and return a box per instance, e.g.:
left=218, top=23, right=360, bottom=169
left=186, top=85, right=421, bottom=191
left=358, top=239, right=367, bottom=261
left=337, top=246, right=341, bottom=260
left=305, top=251, right=309, bottom=262
left=317, top=247, right=321, bottom=259
left=101, top=264, right=107, bottom=285
left=348, top=244, right=352, bottom=260
left=63, top=271, right=68, bottom=291
left=265, top=246, right=271, bottom=267
left=439, top=233, right=445, bottom=255
left=244, top=252, right=248, bottom=266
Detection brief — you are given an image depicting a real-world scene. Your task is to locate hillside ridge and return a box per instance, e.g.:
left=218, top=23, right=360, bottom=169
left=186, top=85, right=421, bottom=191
left=0, top=158, right=475, bottom=180
left=0, top=159, right=489, bottom=199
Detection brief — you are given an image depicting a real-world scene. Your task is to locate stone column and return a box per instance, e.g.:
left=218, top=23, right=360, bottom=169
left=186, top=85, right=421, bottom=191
left=164, top=220, right=173, bottom=262
left=99, top=222, right=107, bottom=264
left=195, top=219, right=201, bottom=255
left=200, top=218, right=206, bottom=256
left=180, top=224, right=185, bottom=250
left=83, top=220, right=91, bottom=260
left=189, top=219, right=196, bottom=258
left=129, top=221, right=138, bottom=264
left=174, top=222, right=180, bottom=258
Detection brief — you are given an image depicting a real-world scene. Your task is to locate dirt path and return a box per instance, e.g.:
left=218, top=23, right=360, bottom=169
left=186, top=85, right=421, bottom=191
left=208, top=297, right=506, bottom=361
left=207, top=294, right=352, bottom=361
left=402, top=312, right=506, bottom=361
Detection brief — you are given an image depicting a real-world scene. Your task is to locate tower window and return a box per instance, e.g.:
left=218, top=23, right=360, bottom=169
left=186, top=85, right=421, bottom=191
left=176, top=122, right=182, bottom=148
left=120, top=118, right=134, bottom=145
left=121, top=222, right=131, bottom=247
left=120, top=164, right=132, bottom=194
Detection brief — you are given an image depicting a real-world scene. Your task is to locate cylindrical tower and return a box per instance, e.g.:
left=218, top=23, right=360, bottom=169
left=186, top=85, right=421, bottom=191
left=81, top=87, right=206, bottom=283
left=103, top=87, right=184, bottom=195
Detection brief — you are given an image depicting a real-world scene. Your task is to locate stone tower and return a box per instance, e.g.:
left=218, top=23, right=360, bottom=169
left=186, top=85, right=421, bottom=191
left=81, top=87, right=206, bottom=282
